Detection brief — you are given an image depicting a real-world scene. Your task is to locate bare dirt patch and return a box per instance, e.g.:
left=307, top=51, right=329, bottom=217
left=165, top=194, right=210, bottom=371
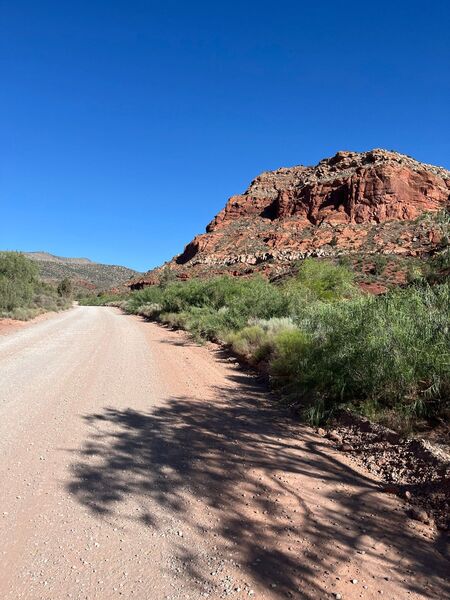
left=324, top=415, right=450, bottom=535
left=0, top=310, right=62, bottom=336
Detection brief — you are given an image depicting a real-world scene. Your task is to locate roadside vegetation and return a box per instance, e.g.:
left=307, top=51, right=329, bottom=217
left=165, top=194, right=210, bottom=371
left=81, top=256, right=449, bottom=431
left=0, top=252, right=73, bottom=320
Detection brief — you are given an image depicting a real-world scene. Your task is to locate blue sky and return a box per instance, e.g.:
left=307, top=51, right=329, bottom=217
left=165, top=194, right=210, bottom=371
left=1, top=1, right=449, bottom=272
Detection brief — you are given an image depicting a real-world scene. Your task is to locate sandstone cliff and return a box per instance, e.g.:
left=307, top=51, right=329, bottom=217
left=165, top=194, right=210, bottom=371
left=132, top=149, right=449, bottom=288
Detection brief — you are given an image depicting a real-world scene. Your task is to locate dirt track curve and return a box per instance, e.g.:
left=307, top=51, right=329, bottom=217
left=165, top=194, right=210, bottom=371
left=0, top=307, right=448, bottom=600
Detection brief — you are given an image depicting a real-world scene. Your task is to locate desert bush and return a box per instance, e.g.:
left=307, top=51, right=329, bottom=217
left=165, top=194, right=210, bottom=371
left=159, top=311, right=190, bottom=330
left=7, top=306, right=39, bottom=320
left=227, top=317, right=299, bottom=364
left=270, top=328, right=311, bottom=376
left=159, top=280, right=211, bottom=313
left=156, top=276, right=286, bottom=325
left=250, top=317, right=297, bottom=335
left=226, top=325, right=269, bottom=361
left=181, top=307, right=231, bottom=341
left=79, top=292, right=128, bottom=306
left=124, top=275, right=288, bottom=336
left=371, top=254, right=388, bottom=275
left=0, top=252, right=39, bottom=311
left=224, top=277, right=288, bottom=327
left=125, top=286, right=162, bottom=313
left=57, top=277, right=74, bottom=297
left=0, top=252, right=71, bottom=319
left=284, top=258, right=359, bottom=319
left=137, top=303, right=162, bottom=319
left=291, top=258, right=357, bottom=301
left=272, top=283, right=450, bottom=424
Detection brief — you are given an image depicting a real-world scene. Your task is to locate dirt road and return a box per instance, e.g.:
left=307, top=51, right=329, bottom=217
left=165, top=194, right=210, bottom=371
left=0, top=307, right=448, bottom=599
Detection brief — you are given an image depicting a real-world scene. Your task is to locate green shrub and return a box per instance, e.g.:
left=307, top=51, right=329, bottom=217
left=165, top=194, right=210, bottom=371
left=227, top=318, right=299, bottom=364
left=57, top=277, right=73, bottom=298
left=371, top=254, right=388, bottom=275
left=79, top=292, right=126, bottom=306
left=158, top=280, right=207, bottom=313
left=126, top=286, right=162, bottom=313
left=276, top=283, right=450, bottom=424
left=155, top=276, right=287, bottom=328
left=406, top=264, right=424, bottom=284
left=181, top=306, right=231, bottom=341
left=293, top=258, right=357, bottom=301
left=227, top=325, right=270, bottom=361
left=123, top=275, right=288, bottom=337
left=0, top=252, right=39, bottom=311
left=224, top=277, right=287, bottom=325
left=0, top=252, right=71, bottom=319
left=7, top=306, right=39, bottom=320
left=270, top=329, right=312, bottom=384
left=137, top=303, right=162, bottom=319
left=250, top=317, right=297, bottom=335
left=159, top=311, right=190, bottom=330
left=284, top=259, right=358, bottom=319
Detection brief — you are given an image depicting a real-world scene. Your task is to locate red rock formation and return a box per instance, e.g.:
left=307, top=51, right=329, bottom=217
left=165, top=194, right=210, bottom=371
left=130, top=149, right=449, bottom=287
left=207, top=150, right=448, bottom=231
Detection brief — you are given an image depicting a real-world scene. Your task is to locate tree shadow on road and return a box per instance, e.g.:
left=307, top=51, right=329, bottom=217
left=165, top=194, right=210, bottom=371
left=67, top=365, right=449, bottom=598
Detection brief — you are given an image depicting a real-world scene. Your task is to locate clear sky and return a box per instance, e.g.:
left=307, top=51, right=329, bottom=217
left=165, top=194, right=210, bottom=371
left=1, top=1, right=449, bottom=272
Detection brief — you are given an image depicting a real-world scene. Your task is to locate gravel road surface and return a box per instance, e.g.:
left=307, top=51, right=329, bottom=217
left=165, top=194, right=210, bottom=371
left=0, top=307, right=448, bottom=599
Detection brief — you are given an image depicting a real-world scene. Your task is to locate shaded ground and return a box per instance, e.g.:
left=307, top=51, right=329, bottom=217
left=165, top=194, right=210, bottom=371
left=0, top=307, right=448, bottom=599
left=68, top=319, right=450, bottom=599
left=328, top=416, right=450, bottom=534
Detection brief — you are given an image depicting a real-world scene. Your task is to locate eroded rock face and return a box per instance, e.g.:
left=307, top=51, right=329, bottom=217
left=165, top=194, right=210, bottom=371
left=206, top=150, right=449, bottom=232
left=134, top=149, right=449, bottom=285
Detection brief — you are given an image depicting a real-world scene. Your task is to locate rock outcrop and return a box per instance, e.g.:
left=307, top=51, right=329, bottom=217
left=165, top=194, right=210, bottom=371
left=132, top=149, right=449, bottom=287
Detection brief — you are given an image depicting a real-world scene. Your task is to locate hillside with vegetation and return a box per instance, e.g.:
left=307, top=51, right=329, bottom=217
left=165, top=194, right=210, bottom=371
left=0, top=252, right=72, bottom=320
left=23, top=252, right=140, bottom=290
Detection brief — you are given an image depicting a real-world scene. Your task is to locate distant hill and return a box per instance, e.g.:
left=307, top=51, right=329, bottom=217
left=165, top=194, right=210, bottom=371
left=22, top=252, right=140, bottom=290
left=24, top=252, right=94, bottom=265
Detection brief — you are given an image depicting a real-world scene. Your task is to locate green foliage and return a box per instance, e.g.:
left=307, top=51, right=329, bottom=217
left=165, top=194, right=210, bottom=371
left=57, top=277, right=73, bottom=297
left=0, top=252, right=39, bottom=311
left=432, top=246, right=450, bottom=272
left=115, top=257, right=448, bottom=429
left=137, top=303, right=162, bottom=319
left=283, top=259, right=359, bottom=319
left=158, top=311, right=190, bottom=330
left=227, top=318, right=299, bottom=364
left=424, top=209, right=450, bottom=283
left=158, top=266, right=177, bottom=288
left=273, top=283, right=450, bottom=425
left=78, top=292, right=126, bottom=306
left=181, top=307, right=231, bottom=341
left=292, top=258, right=357, bottom=302
left=0, top=252, right=71, bottom=319
left=125, top=275, right=288, bottom=333
left=126, top=286, right=162, bottom=313
left=371, top=254, right=388, bottom=275
left=270, top=328, right=311, bottom=380
left=222, top=277, right=288, bottom=327
left=226, top=325, right=270, bottom=362
left=406, top=264, right=424, bottom=284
